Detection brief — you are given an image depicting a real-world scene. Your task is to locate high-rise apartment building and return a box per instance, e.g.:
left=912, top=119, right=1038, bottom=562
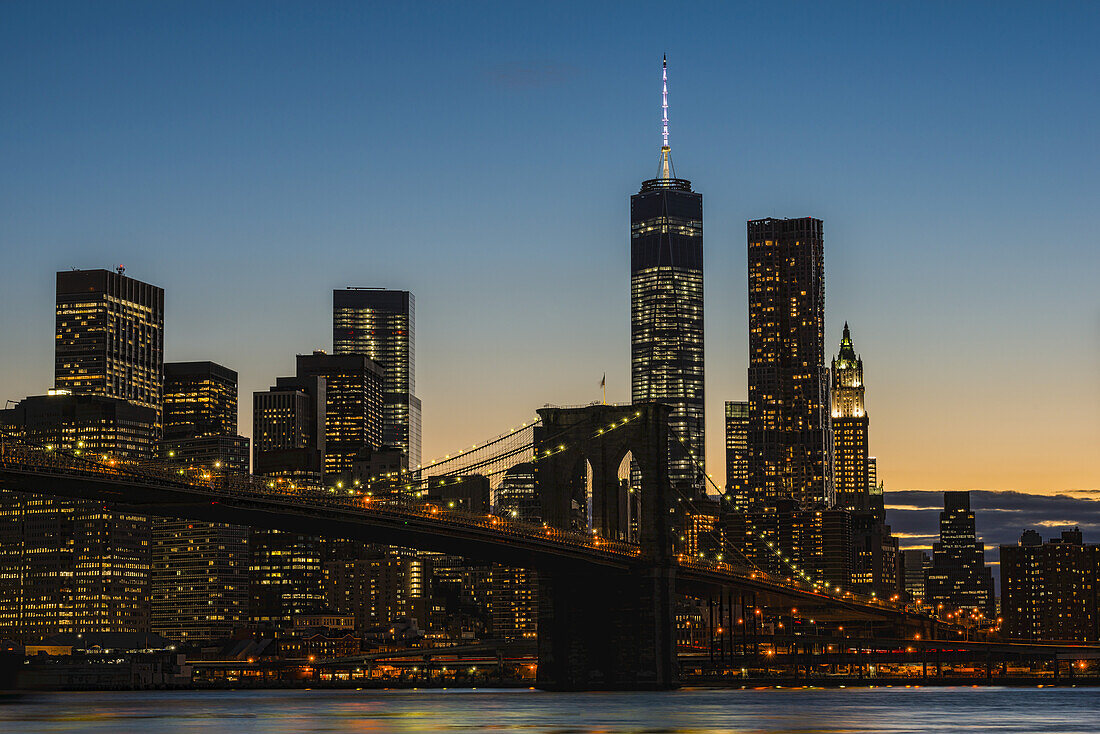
left=152, top=361, right=250, bottom=643
left=295, top=351, right=384, bottom=482
left=630, top=57, right=704, bottom=495
left=333, top=289, right=422, bottom=469
left=0, top=393, right=157, bottom=641
left=724, top=401, right=749, bottom=510
left=746, top=217, right=830, bottom=508
left=831, top=324, right=868, bottom=512
left=926, top=491, right=995, bottom=618
left=54, top=268, right=164, bottom=426
left=1000, top=529, right=1099, bottom=642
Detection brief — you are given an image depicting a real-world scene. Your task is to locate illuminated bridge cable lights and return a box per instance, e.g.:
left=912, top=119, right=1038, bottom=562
left=668, top=425, right=848, bottom=597
left=0, top=428, right=923, bottom=620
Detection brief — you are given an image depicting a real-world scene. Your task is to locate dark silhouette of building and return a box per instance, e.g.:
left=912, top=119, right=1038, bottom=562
left=0, top=393, right=157, bottom=640
left=152, top=361, right=250, bottom=643
left=427, top=475, right=490, bottom=514
left=54, top=268, right=164, bottom=427
left=333, top=289, right=422, bottom=470
left=295, top=351, right=384, bottom=482
left=1000, top=528, right=1099, bottom=641
left=630, top=57, right=705, bottom=496
left=724, top=401, right=749, bottom=511
left=249, top=374, right=328, bottom=630
left=926, top=491, right=995, bottom=618
left=746, top=217, right=830, bottom=508
left=495, top=462, right=540, bottom=522
left=900, top=549, right=930, bottom=603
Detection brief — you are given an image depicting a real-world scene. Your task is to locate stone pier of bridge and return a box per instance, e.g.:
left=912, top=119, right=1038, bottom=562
left=532, top=403, right=680, bottom=690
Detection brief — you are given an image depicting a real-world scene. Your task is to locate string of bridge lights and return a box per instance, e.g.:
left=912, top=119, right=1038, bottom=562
left=668, top=426, right=837, bottom=593
left=7, top=427, right=899, bottom=611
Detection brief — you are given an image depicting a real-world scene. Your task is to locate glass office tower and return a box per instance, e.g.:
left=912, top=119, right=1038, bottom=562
left=333, top=289, right=422, bottom=470
left=54, top=268, right=164, bottom=427
left=630, top=57, right=704, bottom=496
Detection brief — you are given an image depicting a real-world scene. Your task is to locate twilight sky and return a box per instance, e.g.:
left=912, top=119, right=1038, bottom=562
left=1, top=2, right=1098, bottom=498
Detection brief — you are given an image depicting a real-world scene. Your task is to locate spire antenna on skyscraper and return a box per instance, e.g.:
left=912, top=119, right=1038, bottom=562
left=660, top=54, right=672, bottom=180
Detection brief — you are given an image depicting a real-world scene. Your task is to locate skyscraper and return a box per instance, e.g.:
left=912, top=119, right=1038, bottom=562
left=746, top=217, right=830, bottom=507
left=333, top=289, right=422, bottom=469
left=831, top=323, right=869, bottom=512
left=296, top=351, right=384, bottom=481
left=250, top=374, right=327, bottom=629
left=724, top=401, right=749, bottom=511
left=926, top=491, right=995, bottom=618
left=630, top=57, right=704, bottom=495
left=54, top=268, right=164, bottom=426
left=152, top=361, right=250, bottom=643
left=0, top=393, right=158, bottom=640
left=0, top=268, right=166, bottom=642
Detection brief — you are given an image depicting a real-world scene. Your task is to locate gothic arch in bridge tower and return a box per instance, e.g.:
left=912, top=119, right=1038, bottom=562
left=533, top=403, right=676, bottom=557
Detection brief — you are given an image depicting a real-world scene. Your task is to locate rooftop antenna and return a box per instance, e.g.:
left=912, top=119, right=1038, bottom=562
left=659, top=54, right=672, bottom=179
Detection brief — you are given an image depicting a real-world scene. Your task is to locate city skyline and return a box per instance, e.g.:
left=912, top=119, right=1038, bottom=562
left=1, top=3, right=1098, bottom=497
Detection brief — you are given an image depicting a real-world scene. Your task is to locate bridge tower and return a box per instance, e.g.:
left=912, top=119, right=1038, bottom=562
left=533, top=402, right=680, bottom=690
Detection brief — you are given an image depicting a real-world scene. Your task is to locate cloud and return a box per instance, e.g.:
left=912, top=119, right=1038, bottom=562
left=886, top=489, right=1100, bottom=556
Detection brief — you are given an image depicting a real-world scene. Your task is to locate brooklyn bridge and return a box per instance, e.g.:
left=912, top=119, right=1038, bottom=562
left=0, top=402, right=1070, bottom=690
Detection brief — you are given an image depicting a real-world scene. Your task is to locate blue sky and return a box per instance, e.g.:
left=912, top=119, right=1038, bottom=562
left=1, top=1, right=1098, bottom=496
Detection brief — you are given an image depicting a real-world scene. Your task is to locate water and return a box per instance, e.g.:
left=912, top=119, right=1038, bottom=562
left=1, top=687, right=1098, bottom=733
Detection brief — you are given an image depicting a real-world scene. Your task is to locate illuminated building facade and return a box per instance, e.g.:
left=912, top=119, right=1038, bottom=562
left=1000, top=529, right=1100, bottom=641
left=163, top=361, right=238, bottom=441
left=746, top=217, right=830, bottom=508
left=54, top=269, right=164, bottom=427
left=630, top=59, right=704, bottom=496
left=724, top=500, right=851, bottom=589
left=252, top=375, right=326, bottom=481
left=724, top=401, right=749, bottom=510
left=152, top=361, right=250, bottom=643
left=487, top=564, right=538, bottom=642
left=926, top=491, right=995, bottom=618
left=250, top=375, right=327, bottom=630
left=295, top=351, right=384, bottom=482
left=831, top=323, right=868, bottom=512
left=322, top=547, right=428, bottom=632
left=0, top=394, right=157, bottom=641
left=333, top=289, right=422, bottom=469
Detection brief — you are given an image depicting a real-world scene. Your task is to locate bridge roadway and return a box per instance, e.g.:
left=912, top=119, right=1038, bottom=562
left=0, top=436, right=936, bottom=625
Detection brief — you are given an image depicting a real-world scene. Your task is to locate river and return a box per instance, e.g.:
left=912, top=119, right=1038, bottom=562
left=1, top=686, right=1098, bottom=733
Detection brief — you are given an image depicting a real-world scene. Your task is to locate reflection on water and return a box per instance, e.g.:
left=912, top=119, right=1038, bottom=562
left=1, top=687, right=1098, bottom=733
